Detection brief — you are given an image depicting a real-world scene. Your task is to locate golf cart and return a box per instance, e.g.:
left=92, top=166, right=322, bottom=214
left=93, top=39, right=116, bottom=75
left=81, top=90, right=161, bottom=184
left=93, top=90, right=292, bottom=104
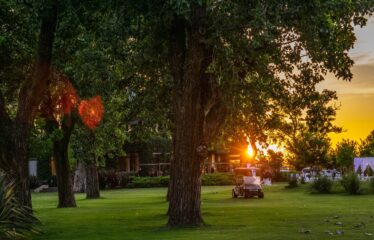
left=232, top=167, right=264, bottom=199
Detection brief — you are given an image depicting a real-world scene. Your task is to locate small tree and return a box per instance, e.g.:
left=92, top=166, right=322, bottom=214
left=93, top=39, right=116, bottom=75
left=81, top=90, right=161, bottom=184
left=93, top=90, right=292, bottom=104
left=287, top=131, right=331, bottom=170
left=335, top=139, right=357, bottom=171
left=341, top=173, right=361, bottom=195
left=268, top=150, right=283, bottom=178
left=360, top=130, right=374, bottom=157
left=364, top=166, right=373, bottom=176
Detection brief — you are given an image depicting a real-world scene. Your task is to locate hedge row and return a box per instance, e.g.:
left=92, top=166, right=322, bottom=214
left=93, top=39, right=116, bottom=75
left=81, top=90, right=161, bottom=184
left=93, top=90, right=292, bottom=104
left=100, top=173, right=236, bottom=189
left=202, top=173, right=235, bottom=186
left=127, top=173, right=235, bottom=188
left=127, top=176, right=170, bottom=188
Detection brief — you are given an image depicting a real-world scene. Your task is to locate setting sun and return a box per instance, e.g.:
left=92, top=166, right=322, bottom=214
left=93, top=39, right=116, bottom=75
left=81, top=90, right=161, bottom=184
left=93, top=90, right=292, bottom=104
left=247, top=144, right=255, bottom=158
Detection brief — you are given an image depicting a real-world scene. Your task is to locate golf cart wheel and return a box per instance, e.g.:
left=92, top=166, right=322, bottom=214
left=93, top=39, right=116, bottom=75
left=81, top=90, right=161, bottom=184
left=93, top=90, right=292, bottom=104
left=232, top=189, right=238, bottom=198
left=258, top=191, right=264, bottom=199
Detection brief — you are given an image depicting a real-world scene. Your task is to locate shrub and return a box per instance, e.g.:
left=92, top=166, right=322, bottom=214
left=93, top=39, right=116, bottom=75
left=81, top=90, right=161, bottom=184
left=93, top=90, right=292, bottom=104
left=311, top=176, right=333, bottom=193
left=98, top=169, right=120, bottom=190
left=106, top=170, right=119, bottom=189
left=286, top=175, right=298, bottom=188
left=127, top=173, right=236, bottom=188
left=117, top=172, right=132, bottom=188
left=0, top=178, right=40, bottom=239
left=300, top=176, right=306, bottom=184
left=127, top=176, right=170, bottom=188
left=202, top=173, right=235, bottom=186
left=341, top=173, right=361, bottom=195
left=369, top=177, right=374, bottom=193
left=126, top=173, right=236, bottom=188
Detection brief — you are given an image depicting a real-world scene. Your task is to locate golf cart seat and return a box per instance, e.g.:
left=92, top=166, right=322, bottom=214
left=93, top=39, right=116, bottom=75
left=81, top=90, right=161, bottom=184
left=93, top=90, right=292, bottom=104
left=243, top=176, right=261, bottom=185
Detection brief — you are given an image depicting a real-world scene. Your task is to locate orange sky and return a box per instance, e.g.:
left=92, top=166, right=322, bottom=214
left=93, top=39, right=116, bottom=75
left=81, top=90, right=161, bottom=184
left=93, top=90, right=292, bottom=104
left=318, top=17, right=374, bottom=146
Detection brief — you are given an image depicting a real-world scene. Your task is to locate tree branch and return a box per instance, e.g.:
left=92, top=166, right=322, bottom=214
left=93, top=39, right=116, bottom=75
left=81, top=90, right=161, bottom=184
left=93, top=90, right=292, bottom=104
left=16, top=0, right=58, bottom=125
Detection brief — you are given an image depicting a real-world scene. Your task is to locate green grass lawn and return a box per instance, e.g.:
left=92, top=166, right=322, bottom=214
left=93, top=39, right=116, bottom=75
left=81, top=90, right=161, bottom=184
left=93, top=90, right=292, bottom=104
left=32, top=184, right=374, bottom=240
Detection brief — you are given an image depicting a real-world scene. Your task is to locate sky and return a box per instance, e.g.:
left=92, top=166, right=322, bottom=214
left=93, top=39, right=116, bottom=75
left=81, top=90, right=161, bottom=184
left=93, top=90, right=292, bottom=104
left=317, top=17, right=374, bottom=146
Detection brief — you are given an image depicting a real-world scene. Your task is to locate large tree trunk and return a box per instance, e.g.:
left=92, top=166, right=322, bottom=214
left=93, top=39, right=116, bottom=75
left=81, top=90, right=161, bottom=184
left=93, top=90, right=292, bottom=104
left=53, top=115, right=76, bottom=208
left=0, top=1, right=58, bottom=208
left=167, top=5, right=226, bottom=227
left=73, top=161, right=86, bottom=193
left=10, top=123, right=33, bottom=207
left=85, top=161, right=100, bottom=199
left=84, top=131, right=100, bottom=199
left=168, top=112, right=206, bottom=226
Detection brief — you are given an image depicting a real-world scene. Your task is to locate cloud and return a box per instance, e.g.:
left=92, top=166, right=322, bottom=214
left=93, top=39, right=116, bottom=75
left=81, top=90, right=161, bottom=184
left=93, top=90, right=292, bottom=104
left=317, top=63, right=374, bottom=95
left=350, top=16, right=374, bottom=65
left=351, top=53, right=374, bottom=65
left=339, top=88, right=374, bottom=95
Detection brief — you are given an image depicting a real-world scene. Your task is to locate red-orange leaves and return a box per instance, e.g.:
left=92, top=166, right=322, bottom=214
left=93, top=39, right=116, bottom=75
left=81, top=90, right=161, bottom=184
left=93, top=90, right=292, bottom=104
left=41, top=74, right=78, bottom=119
left=78, top=96, right=104, bottom=129
left=55, top=80, right=78, bottom=115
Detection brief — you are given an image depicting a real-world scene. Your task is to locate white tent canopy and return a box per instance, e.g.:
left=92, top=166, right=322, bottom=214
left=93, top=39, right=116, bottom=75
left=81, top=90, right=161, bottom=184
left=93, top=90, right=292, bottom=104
left=354, top=157, right=374, bottom=172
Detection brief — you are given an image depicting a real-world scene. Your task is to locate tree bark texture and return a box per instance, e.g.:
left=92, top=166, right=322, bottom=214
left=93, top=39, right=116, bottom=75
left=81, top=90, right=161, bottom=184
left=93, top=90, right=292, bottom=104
left=0, top=1, right=58, bottom=208
left=53, top=115, right=77, bottom=208
left=85, top=161, right=100, bottom=199
left=82, top=131, right=100, bottom=199
left=73, top=161, right=86, bottom=193
left=167, top=5, right=227, bottom=227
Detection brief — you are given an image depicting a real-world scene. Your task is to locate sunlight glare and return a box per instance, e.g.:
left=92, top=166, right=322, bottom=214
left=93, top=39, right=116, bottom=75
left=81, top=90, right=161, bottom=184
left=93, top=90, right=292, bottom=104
left=247, top=144, right=255, bottom=158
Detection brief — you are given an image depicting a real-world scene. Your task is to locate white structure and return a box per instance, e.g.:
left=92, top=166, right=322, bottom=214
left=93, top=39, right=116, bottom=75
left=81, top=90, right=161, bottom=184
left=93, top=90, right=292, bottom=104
left=28, top=159, right=37, bottom=177
left=354, top=157, right=374, bottom=172
left=300, top=167, right=316, bottom=182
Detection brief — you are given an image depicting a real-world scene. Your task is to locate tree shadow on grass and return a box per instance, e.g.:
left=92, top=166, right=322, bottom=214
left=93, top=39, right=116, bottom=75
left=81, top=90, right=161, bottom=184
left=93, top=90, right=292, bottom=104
left=78, top=196, right=106, bottom=201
